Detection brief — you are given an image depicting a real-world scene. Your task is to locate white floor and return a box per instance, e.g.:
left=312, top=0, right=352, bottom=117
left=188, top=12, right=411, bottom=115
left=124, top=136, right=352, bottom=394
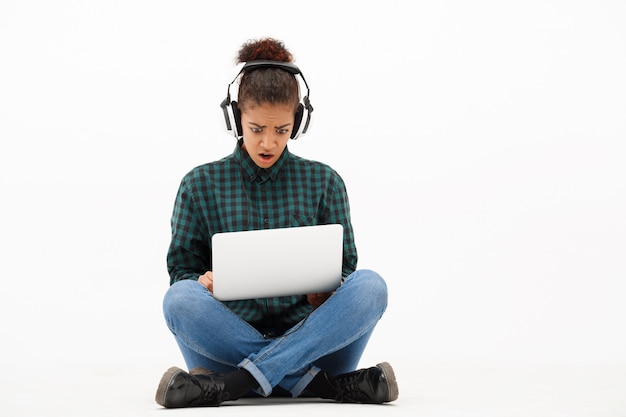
left=4, top=359, right=625, bottom=417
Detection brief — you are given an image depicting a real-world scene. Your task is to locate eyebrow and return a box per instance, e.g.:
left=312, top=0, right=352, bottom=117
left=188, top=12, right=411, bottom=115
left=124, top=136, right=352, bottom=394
left=248, top=122, right=292, bottom=129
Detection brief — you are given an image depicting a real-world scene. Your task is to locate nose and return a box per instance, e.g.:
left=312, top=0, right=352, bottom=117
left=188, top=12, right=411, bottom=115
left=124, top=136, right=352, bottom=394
left=259, top=131, right=275, bottom=149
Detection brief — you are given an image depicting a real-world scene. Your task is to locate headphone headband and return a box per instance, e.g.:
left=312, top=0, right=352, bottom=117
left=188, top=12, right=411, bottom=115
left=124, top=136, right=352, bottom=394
left=242, top=60, right=302, bottom=75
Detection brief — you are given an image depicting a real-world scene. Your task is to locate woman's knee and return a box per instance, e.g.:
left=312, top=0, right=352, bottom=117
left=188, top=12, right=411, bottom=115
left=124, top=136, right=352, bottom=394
left=344, top=269, right=388, bottom=309
left=163, top=280, right=204, bottom=324
left=353, top=269, right=387, bottom=291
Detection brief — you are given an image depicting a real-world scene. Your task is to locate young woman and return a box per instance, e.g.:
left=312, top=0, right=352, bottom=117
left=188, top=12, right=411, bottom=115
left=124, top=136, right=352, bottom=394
left=156, top=37, right=398, bottom=407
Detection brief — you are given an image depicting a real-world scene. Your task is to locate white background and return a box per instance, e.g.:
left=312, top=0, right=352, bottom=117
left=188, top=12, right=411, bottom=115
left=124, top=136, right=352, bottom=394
left=1, top=1, right=625, bottom=415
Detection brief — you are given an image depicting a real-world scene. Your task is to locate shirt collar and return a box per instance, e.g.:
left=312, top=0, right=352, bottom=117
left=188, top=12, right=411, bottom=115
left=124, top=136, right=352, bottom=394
left=235, top=143, right=290, bottom=183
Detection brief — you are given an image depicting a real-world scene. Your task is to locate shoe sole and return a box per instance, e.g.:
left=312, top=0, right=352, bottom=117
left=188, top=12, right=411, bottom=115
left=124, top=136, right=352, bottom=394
left=155, top=366, right=185, bottom=407
left=377, top=362, right=399, bottom=402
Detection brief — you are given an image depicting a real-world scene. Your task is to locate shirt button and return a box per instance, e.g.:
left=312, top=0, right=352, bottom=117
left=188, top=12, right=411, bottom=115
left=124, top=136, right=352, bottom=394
left=261, top=186, right=266, bottom=192
left=263, top=218, right=269, bottom=224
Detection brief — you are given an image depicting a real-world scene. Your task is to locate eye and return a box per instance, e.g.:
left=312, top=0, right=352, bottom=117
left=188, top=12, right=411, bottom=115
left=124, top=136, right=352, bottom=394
left=276, top=128, right=289, bottom=134
left=250, top=127, right=263, bottom=133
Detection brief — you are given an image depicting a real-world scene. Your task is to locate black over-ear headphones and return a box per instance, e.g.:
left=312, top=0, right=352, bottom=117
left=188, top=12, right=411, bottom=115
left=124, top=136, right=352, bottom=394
left=220, top=60, right=313, bottom=140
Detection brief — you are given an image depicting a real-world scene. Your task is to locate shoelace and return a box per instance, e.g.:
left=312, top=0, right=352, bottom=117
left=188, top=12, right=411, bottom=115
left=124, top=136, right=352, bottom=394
left=191, top=375, right=224, bottom=406
left=335, top=375, right=371, bottom=403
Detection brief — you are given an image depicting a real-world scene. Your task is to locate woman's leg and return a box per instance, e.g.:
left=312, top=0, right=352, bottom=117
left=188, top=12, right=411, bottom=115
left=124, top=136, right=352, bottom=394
left=162, top=270, right=388, bottom=398
left=239, top=269, right=388, bottom=396
left=163, top=279, right=269, bottom=371
left=314, top=327, right=375, bottom=375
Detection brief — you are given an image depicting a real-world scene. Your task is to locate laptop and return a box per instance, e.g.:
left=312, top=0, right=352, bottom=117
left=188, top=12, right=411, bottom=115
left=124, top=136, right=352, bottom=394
left=211, top=224, right=344, bottom=301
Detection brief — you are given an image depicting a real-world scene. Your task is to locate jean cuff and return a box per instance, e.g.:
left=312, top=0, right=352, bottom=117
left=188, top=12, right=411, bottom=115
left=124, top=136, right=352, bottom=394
left=238, top=359, right=272, bottom=397
left=290, top=365, right=321, bottom=398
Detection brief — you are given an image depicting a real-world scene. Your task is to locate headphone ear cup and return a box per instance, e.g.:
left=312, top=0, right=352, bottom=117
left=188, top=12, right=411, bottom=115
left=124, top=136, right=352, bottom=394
left=220, top=98, right=243, bottom=138
left=291, top=103, right=304, bottom=139
left=231, top=101, right=242, bottom=138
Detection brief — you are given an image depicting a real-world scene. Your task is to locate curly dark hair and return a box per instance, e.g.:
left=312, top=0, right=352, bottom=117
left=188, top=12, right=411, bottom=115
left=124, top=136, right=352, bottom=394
left=237, top=37, right=293, bottom=63
left=236, top=37, right=299, bottom=112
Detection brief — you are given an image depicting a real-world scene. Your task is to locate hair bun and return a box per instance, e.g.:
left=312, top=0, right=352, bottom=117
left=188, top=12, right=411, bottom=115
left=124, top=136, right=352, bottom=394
left=237, top=37, right=293, bottom=63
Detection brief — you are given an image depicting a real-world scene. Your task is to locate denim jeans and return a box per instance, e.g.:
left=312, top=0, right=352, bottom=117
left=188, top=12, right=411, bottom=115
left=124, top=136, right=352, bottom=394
left=162, top=269, right=388, bottom=397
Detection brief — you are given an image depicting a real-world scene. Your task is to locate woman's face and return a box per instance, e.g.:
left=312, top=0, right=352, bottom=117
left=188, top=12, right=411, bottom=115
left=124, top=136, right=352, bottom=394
left=240, top=102, right=294, bottom=168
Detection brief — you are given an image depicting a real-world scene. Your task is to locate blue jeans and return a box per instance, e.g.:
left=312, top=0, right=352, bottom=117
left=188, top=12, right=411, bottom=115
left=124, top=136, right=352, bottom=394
left=162, top=269, right=388, bottom=397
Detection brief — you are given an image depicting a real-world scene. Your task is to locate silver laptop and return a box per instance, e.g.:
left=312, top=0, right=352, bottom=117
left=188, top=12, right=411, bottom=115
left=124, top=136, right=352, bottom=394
left=211, top=224, right=344, bottom=301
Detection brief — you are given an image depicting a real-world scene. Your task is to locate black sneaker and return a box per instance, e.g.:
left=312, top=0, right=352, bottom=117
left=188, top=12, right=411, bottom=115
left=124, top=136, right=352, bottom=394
left=155, top=366, right=227, bottom=408
left=333, top=362, right=399, bottom=403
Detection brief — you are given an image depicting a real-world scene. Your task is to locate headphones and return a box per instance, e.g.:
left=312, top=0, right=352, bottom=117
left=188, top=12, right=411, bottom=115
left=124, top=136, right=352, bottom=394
left=220, top=60, right=313, bottom=140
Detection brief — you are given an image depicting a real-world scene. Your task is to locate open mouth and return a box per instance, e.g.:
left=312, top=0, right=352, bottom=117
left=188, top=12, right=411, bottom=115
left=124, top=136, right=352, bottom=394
left=259, top=153, right=273, bottom=161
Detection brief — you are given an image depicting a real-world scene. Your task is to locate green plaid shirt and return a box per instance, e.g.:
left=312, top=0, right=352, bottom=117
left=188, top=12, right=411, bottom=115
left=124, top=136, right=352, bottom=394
left=167, top=144, right=357, bottom=326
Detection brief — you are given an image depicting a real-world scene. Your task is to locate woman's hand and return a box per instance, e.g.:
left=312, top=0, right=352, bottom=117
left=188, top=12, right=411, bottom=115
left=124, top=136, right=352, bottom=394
left=198, top=271, right=214, bottom=293
left=307, top=291, right=333, bottom=308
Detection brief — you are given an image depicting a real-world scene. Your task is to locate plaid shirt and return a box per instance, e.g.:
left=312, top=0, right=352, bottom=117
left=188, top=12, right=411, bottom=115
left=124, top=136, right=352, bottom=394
left=167, top=144, right=357, bottom=326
